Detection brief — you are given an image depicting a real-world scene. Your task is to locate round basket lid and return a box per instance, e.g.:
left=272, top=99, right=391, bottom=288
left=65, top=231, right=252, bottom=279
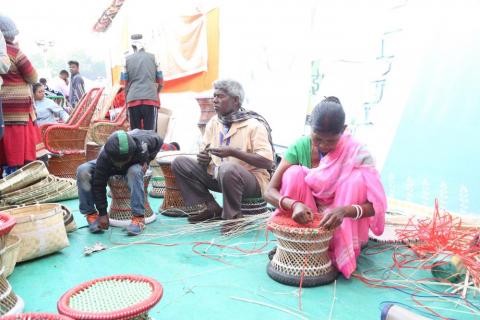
left=0, top=212, right=16, bottom=236
left=57, top=274, right=163, bottom=320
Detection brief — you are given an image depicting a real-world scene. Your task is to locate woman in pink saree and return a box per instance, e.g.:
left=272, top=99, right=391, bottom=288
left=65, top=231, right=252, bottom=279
left=265, top=96, right=387, bottom=279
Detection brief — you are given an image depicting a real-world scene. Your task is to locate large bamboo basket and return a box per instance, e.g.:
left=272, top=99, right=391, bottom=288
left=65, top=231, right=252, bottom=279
left=2, top=204, right=69, bottom=262
left=0, top=161, right=49, bottom=195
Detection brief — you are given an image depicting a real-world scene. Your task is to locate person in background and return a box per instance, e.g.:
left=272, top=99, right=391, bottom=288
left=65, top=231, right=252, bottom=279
left=0, top=30, right=11, bottom=140
left=39, top=77, right=63, bottom=97
left=0, top=14, right=40, bottom=176
left=68, top=60, right=85, bottom=107
left=33, top=83, right=69, bottom=125
left=120, top=34, right=163, bottom=131
left=51, top=69, right=69, bottom=99
left=264, top=96, right=387, bottom=279
left=172, top=79, right=274, bottom=234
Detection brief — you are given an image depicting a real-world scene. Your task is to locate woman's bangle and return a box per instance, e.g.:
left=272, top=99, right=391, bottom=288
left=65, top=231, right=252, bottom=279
left=352, top=204, right=363, bottom=220
left=291, top=200, right=303, bottom=211
left=278, top=196, right=289, bottom=211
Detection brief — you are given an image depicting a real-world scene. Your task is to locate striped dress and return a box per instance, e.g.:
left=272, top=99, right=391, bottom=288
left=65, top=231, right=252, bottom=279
left=0, top=41, right=43, bottom=167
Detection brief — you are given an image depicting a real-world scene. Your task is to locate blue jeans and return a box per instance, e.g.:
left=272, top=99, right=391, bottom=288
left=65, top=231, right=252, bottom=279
left=76, top=160, right=145, bottom=217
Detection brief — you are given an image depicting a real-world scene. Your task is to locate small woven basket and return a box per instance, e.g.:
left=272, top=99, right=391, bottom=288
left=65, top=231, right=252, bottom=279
left=57, top=275, right=163, bottom=320
left=61, top=205, right=77, bottom=233
left=107, top=175, right=155, bottom=227
left=267, top=214, right=338, bottom=287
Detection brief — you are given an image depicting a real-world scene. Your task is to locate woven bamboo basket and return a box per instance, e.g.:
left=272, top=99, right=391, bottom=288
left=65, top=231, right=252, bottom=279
left=1, top=235, right=21, bottom=278
left=48, top=153, right=87, bottom=179
left=61, top=205, right=77, bottom=233
left=2, top=204, right=69, bottom=262
left=86, top=142, right=102, bottom=161
left=107, top=175, right=155, bottom=227
left=267, top=214, right=338, bottom=287
left=0, top=213, right=23, bottom=316
left=0, top=161, right=49, bottom=196
left=57, top=275, right=163, bottom=320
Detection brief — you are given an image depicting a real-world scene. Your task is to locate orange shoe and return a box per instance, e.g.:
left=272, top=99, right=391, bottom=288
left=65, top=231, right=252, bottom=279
left=86, top=213, right=99, bottom=225
left=126, top=216, right=145, bottom=236
left=87, top=214, right=109, bottom=234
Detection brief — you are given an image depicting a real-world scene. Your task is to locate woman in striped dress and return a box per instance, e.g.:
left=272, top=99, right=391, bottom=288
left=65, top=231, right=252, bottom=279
left=0, top=15, right=42, bottom=175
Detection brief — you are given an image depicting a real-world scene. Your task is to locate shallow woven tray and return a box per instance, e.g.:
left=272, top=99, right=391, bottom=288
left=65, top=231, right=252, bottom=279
left=0, top=161, right=49, bottom=195
left=57, top=275, right=163, bottom=320
left=2, top=176, right=78, bottom=205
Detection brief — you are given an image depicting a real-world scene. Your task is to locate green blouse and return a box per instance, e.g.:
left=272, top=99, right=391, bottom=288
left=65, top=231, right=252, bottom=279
left=283, top=136, right=312, bottom=168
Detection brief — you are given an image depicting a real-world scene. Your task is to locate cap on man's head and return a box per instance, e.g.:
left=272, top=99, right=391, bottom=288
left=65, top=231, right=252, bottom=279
left=0, top=14, right=19, bottom=39
left=130, top=34, right=143, bottom=40
left=104, top=130, right=136, bottom=161
left=130, top=34, right=145, bottom=51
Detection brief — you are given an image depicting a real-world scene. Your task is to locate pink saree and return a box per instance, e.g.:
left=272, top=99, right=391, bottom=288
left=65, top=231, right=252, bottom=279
left=275, top=134, right=387, bottom=278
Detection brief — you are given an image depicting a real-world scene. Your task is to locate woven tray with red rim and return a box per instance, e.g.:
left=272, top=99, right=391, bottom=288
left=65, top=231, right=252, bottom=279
left=57, top=275, right=163, bottom=320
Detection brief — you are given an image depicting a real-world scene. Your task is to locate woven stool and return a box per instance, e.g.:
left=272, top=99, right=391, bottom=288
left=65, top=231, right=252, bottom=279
left=157, top=153, right=202, bottom=217
left=148, top=160, right=165, bottom=198
left=107, top=175, right=155, bottom=227
left=2, top=313, right=73, bottom=320
left=0, top=213, right=24, bottom=316
left=241, top=197, right=271, bottom=215
left=57, top=275, right=163, bottom=320
left=267, top=214, right=338, bottom=287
